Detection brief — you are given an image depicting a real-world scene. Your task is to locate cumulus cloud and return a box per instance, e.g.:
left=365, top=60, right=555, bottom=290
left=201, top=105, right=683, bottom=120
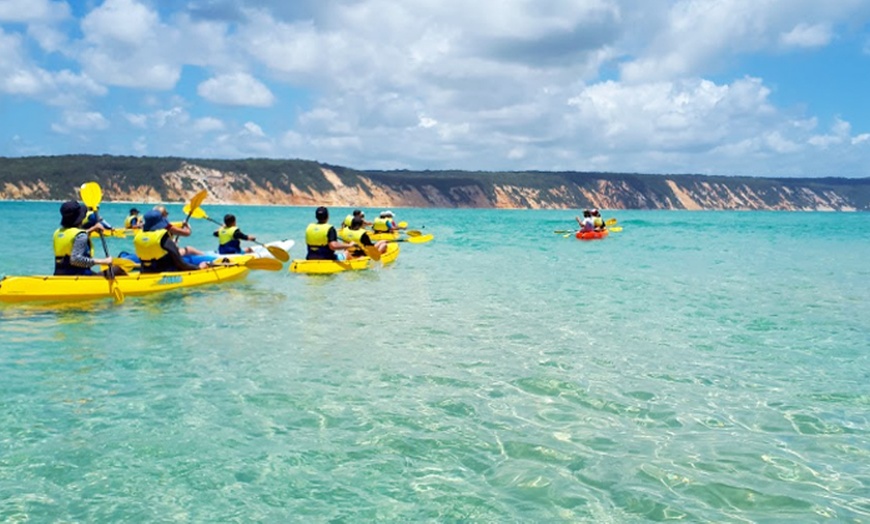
left=51, top=110, right=110, bottom=133
left=780, top=23, right=832, bottom=48
left=197, top=73, right=274, bottom=106
left=0, top=0, right=69, bottom=23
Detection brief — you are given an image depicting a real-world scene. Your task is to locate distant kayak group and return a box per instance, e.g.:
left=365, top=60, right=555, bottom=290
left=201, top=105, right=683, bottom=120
left=0, top=182, right=432, bottom=304
left=554, top=208, right=623, bottom=240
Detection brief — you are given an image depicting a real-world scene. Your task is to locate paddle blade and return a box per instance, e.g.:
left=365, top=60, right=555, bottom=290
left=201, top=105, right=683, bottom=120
left=608, top=226, right=623, bottom=232
left=405, top=230, right=423, bottom=237
left=357, top=243, right=381, bottom=261
left=182, top=204, right=208, bottom=219
left=406, top=234, right=433, bottom=244
left=266, top=245, right=290, bottom=262
left=605, top=218, right=618, bottom=226
left=187, top=189, right=208, bottom=216
left=398, top=221, right=408, bottom=228
left=80, top=182, right=103, bottom=210
left=245, top=258, right=284, bottom=271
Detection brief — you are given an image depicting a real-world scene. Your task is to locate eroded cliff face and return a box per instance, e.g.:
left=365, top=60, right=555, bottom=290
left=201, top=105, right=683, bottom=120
left=0, top=160, right=864, bottom=210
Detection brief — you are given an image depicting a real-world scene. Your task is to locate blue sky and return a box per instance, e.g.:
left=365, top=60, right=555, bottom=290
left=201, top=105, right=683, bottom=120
left=1, top=0, right=870, bottom=177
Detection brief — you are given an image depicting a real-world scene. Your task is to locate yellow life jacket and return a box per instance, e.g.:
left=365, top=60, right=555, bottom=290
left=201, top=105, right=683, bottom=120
left=593, top=217, right=604, bottom=228
left=305, top=223, right=333, bottom=247
left=53, top=227, right=91, bottom=272
left=338, top=226, right=352, bottom=242
left=124, top=214, right=140, bottom=228
left=134, top=229, right=169, bottom=265
left=218, top=226, right=238, bottom=246
left=341, top=228, right=366, bottom=244
left=372, top=217, right=391, bottom=232
left=343, top=214, right=354, bottom=227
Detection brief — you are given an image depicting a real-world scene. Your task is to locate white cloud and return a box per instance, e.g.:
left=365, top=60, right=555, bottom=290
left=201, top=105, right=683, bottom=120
left=780, top=23, right=832, bottom=48
left=0, top=0, right=69, bottom=23
left=51, top=110, right=110, bottom=133
left=192, top=117, right=225, bottom=133
left=197, top=73, right=274, bottom=107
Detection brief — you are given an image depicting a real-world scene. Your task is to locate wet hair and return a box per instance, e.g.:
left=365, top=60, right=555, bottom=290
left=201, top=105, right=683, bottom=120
left=350, top=216, right=364, bottom=229
left=224, top=213, right=236, bottom=226
left=583, top=210, right=591, bottom=217
left=130, top=208, right=139, bottom=215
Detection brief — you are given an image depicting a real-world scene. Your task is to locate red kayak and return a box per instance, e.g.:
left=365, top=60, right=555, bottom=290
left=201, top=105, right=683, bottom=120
left=576, top=230, right=609, bottom=240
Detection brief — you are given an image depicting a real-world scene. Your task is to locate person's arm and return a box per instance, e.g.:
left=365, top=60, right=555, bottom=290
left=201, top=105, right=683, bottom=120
left=213, top=229, right=219, bottom=237
left=161, top=235, right=200, bottom=271
left=235, top=229, right=255, bottom=242
left=70, top=232, right=111, bottom=268
left=326, top=226, right=354, bottom=251
left=169, top=223, right=192, bottom=237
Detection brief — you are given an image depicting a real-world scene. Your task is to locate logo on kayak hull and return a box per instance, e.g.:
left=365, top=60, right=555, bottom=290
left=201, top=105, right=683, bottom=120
left=156, top=275, right=182, bottom=285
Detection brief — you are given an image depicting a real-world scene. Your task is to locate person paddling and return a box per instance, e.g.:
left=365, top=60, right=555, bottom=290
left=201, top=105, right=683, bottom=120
left=133, top=209, right=207, bottom=273
left=305, top=206, right=356, bottom=260
left=372, top=210, right=405, bottom=234
left=343, top=209, right=372, bottom=228
left=343, top=216, right=388, bottom=258
left=53, top=200, right=127, bottom=276
left=591, top=208, right=607, bottom=231
left=213, top=213, right=256, bottom=254
left=576, top=210, right=595, bottom=232
left=124, top=208, right=142, bottom=229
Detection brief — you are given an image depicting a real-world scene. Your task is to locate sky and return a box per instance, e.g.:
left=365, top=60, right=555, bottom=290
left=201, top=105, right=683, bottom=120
left=1, top=0, right=870, bottom=177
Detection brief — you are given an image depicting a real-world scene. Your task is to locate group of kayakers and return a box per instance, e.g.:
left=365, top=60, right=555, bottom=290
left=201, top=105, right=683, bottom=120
left=305, top=207, right=405, bottom=261
left=576, top=208, right=608, bottom=232
left=53, top=198, right=409, bottom=276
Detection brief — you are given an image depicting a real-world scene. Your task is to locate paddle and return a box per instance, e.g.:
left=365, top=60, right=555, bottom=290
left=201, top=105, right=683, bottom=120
left=184, top=204, right=290, bottom=262
left=606, top=218, right=618, bottom=226
left=106, top=256, right=283, bottom=272
left=210, top=258, right=284, bottom=271
left=80, top=181, right=124, bottom=304
left=608, top=226, right=623, bottom=232
left=405, top=229, right=424, bottom=237
left=351, top=242, right=381, bottom=261
left=175, top=189, right=208, bottom=241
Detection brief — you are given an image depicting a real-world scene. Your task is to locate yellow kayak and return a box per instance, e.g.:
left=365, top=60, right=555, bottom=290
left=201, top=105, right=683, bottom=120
left=0, top=262, right=251, bottom=304
left=368, top=231, right=400, bottom=241
left=289, top=243, right=400, bottom=274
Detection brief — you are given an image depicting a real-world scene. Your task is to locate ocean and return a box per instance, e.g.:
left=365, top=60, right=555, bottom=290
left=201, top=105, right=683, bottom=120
left=1, top=201, right=868, bottom=522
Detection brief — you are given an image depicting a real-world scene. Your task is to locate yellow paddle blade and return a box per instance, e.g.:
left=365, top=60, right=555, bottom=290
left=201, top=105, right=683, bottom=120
left=265, top=245, right=290, bottom=262
left=80, top=181, right=102, bottom=210
left=407, top=234, right=433, bottom=244
left=605, top=218, right=618, bottom=226
left=398, top=221, right=408, bottom=228
left=608, top=226, right=623, bottom=232
left=405, top=230, right=423, bottom=237
left=182, top=204, right=208, bottom=219
left=187, top=189, right=208, bottom=216
left=244, top=258, right=284, bottom=271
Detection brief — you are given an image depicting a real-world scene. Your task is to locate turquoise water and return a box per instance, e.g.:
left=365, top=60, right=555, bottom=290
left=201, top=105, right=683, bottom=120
left=1, top=202, right=869, bottom=522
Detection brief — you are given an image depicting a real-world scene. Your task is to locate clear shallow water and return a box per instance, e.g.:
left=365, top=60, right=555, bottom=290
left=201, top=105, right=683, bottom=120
left=1, top=202, right=868, bottom=522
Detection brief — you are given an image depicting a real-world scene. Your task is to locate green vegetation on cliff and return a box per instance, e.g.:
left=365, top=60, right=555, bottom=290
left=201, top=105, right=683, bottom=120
left=0, top=155, right=867, bottom=210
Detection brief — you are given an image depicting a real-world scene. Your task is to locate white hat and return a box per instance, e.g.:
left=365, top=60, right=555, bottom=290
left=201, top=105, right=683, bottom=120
left=380, top=210, right=394, bottom=217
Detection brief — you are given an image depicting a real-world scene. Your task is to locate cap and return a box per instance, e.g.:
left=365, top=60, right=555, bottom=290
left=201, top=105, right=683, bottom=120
left=60, top=200, right=87, bottom=228
left=142, top=209, right=170, bottom=231
left=380, top=210, right=394, bottom=218
left=315, top=206, right=329, bottom=221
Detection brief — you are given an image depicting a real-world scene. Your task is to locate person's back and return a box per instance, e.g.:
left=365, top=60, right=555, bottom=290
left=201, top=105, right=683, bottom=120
left=215, top=214, right=253, bottom=254
left=306, top=206, right=356, bottom=260
left=135, top=209, right=202, bottom=273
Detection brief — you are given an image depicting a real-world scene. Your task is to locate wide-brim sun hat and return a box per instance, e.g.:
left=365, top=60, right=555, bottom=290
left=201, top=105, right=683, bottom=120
left=60, top=200, right=87, bottom=227
left=142, top=209, right=170, bottom=231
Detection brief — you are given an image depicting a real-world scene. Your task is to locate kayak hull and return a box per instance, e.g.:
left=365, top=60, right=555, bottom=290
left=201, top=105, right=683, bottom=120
left=368, top=232, right=400, bottom=241
left=289, top=243, right=399, bottom=274
left=0, top=264, right=251, bottom=304
left=575, top=230, right=609, bottom=240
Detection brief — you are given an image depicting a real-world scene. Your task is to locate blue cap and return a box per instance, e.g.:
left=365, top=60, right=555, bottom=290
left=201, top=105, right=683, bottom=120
left=142, top=209, right=170, bottom=231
